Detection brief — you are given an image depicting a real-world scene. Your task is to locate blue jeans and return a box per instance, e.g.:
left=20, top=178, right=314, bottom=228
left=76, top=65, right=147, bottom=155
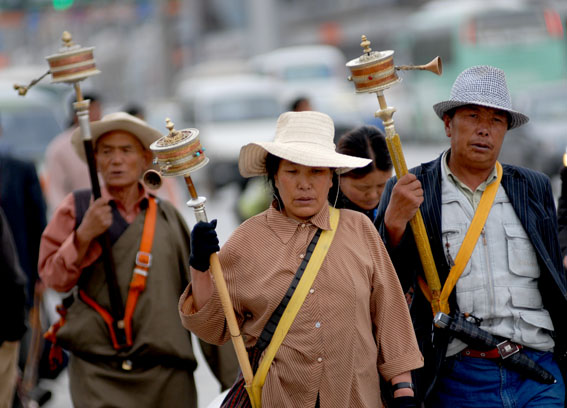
left=428, top=349, right=565, bottom=407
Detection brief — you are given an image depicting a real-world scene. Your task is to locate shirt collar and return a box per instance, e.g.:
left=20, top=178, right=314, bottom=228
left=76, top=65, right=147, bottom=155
left=101, top=182, right=151, bottom=211
left=442, top=149, right=498, bottom=194
left=266, top=203, right=332, bottom=244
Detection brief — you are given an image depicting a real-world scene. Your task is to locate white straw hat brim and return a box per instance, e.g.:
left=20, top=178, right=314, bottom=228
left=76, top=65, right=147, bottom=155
left=239, top=140, right=372, bottom=177
left=71, top=112, right=163, bottom=162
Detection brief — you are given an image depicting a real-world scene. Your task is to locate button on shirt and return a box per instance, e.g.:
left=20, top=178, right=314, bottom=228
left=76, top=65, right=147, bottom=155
left=180, top=205, right=423, bottom=408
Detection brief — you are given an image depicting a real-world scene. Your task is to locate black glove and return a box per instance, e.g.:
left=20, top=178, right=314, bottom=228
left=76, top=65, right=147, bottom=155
left=189, top=219, right=220, bottom=272
left=393, top=396, right=418, bottom=408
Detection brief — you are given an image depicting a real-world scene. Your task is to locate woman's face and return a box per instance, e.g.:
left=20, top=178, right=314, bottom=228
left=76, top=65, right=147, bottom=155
left=274, top=159, right=333, bottom=222
left=340, top=168, right=392, bottom=210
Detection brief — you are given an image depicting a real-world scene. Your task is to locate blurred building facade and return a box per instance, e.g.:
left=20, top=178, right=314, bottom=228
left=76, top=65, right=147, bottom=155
left=1, top=0, right=566, bottom=179
left=0, top=0, right=425, bottom=105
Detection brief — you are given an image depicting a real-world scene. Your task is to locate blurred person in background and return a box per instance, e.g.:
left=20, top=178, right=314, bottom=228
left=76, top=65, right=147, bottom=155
left=289, top=96, right=313, bottom=112
left=0, top=118, right=47, bottom=310
left=0, top=119, right=50, bottom=406
left=330, top=125, right=393, bottom=222
left=43, top=93, right=103, bottom=214
left=0, top=208, right=27, bottom=408
left=376, top=66, right=567, bottom=406
left=557, top=165, right=567, bottom=269
left=38, top=112, right=238, bottom=408
left=181, top=111, right=423, bottom=408
left=123, top=103, right=145, bottom=120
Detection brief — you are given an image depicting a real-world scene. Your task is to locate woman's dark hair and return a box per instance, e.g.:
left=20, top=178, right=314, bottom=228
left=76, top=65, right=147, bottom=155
left=336, top=125, right=392, bottom=179
left=68, top=92, right=101, bottom=127
left=265, top=153, right=283, bottom=209
left=289, top=97, right=311, bottom=112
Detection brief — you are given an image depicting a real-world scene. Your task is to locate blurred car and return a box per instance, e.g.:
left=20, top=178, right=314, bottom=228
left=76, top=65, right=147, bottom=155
left=0, top=75, right=68, bottom=169
left=250, top=44, right=372, bottom=140
left=499, top=82, right=567, bottom=178
left=176, top=72, right=284, bottom=192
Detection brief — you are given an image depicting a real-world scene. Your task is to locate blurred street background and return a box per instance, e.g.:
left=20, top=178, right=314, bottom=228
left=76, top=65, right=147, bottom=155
left=1, top=0, right=566, bottom=406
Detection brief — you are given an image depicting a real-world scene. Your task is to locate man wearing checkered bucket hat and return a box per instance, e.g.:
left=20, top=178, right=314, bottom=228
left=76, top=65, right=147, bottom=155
left=376, top=66, right=567, bottom=406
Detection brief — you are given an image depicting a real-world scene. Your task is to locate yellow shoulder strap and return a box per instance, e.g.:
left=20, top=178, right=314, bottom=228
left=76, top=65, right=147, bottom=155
left=437, top=161, right=503, bottom=314
left=247, top=206, right=340, bottom=408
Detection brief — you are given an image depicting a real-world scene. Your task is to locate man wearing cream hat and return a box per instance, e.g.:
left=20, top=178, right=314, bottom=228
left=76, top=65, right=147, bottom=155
left=377, top=66, right=567, bottom=406
left=39, top=112, right=238, bottom=407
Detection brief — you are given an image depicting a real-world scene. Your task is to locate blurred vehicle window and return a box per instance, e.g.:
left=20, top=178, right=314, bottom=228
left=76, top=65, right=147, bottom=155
left=0, top=108, right=62, bottom=161
left=176, top=71, right=283, bottom=192
left=411, top=29, right=454, bottom=67
left=474, top=10, right=551, bottom=45
left=0, top=77, right=67, bottom=167
left=211, top=96, right=281, bottom=122
left=282, top=64, right=332, bottom=81
left=250, top=45, right=348, bottom=84
left=250, top=45, right=370, bottom=137
left=499, top=82, right=567, bottom=179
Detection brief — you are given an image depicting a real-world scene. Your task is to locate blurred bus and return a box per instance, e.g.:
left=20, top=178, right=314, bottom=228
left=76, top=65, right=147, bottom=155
left=395, top=0, right=566, bottom=142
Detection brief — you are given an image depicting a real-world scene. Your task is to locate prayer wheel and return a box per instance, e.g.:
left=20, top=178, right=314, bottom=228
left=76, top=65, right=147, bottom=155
left=346, top=36, right=401, bottom=93
left=45, top=31, right=100, bottom=84
left=149, top=119, right=208, bottom=177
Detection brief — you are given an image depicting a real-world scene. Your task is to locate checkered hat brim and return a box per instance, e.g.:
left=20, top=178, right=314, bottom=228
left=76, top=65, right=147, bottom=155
left=433, top=65, right=529, bottom=129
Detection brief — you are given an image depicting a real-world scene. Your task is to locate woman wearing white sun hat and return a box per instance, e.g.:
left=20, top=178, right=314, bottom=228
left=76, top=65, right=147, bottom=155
left=180, top=110, right=424, bottom=408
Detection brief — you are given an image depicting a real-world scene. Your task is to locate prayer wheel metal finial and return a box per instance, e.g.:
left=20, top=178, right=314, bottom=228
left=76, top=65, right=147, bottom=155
left=165, top=118, right=176, bottom=135
left=360, top=35, right=372, bottom=54
left=61, top=31, right=74, bottom=48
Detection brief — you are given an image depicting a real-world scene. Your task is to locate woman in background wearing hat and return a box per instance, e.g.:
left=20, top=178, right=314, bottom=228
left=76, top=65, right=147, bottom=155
left=38, top=112, right=238, bottom=408
left=376, top=66, right=567, bottom=406
left=180, top=111, right=423, bottom=407
left=330, top=125, right=393, bottom=223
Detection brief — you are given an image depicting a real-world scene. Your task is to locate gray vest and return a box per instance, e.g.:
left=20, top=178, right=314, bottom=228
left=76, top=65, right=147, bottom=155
left=441, top=173, right=555, bottom=356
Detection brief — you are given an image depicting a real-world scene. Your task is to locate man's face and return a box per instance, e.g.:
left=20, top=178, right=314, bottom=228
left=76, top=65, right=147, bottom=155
left=444, top=105, right=508, bottom=174
left=95, top=130, right=150, bottom=189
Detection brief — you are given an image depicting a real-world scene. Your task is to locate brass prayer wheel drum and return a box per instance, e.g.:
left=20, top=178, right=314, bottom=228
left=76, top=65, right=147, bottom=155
left=346, top=38, right=400, bottom=93
left=346, top=35, right=442, bottom=94
left=45, top=31, right=100, bottom=84
left=150, top=118, right=208, bottom=177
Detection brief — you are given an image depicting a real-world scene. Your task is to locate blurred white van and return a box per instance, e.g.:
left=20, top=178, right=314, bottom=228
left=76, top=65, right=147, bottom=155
left=250, top=44, right=373, bottom=139
left=176, top=71, right=283, bottom=191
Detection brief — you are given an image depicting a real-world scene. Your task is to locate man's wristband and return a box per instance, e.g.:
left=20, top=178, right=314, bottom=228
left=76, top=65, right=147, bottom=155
left=391, top=382, right=415, bottom=393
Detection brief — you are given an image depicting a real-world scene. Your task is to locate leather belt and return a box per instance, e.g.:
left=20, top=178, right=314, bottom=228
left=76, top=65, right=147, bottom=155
left=74, top=352, right=197, bottom=372
left=462, top=340, right=523, bottom=360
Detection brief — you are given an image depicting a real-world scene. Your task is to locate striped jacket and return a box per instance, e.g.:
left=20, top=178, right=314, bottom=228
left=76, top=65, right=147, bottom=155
left=375, top=153, right=567, bottom=402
